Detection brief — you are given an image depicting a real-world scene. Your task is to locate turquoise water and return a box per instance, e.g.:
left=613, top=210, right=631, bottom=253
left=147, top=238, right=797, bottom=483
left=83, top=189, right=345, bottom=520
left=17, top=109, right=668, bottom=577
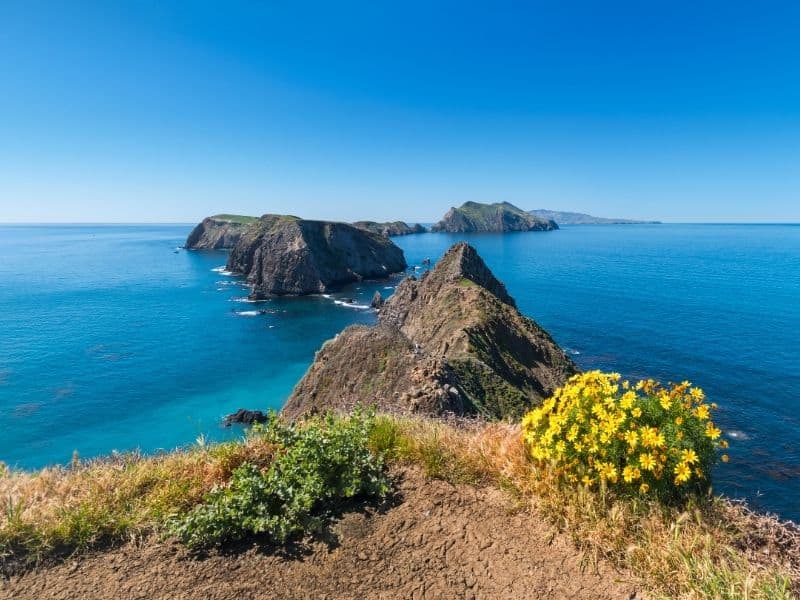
left=0, top=224, right=798, bottom=521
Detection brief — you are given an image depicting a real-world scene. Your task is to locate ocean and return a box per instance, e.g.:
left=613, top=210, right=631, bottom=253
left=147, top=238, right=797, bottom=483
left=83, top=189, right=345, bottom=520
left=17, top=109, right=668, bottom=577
left=0, top=223, right=798, bottom=521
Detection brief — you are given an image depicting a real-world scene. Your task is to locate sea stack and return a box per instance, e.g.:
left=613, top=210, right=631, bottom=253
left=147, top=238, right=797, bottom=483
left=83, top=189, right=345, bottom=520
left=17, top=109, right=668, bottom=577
left=226, top=215, right=407, bottom=297
left=284, top=242, right=577, bottom=420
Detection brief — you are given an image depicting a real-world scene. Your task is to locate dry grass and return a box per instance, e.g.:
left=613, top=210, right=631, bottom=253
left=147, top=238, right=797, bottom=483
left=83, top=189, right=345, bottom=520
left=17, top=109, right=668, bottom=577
left=2, top=414, right=798, bottom=599
left=0, top=436, right=277, bottom=565
left=370, top=415, right=799, bottom=599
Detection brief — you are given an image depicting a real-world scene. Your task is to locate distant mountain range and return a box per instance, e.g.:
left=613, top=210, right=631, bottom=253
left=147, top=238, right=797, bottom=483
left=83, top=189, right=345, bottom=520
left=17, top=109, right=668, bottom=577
left=528, top=209, right=660, bottom=225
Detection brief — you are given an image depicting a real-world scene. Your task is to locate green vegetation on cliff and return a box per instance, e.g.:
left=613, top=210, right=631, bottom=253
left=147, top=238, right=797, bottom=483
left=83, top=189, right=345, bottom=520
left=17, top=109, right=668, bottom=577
left=431, top=201, right=558, bottom=233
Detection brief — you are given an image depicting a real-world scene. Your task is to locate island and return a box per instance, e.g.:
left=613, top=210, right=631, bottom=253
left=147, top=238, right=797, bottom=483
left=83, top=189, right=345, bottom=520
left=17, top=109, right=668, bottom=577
left=284, top=242, right=576, bottom=420
left=225, top=214, right=407, bottom=297
left=528, top=209, right=661, bottom=225
left=430, top=201, right=558, bottom=233
left=352, top=220, right=427, bottom=237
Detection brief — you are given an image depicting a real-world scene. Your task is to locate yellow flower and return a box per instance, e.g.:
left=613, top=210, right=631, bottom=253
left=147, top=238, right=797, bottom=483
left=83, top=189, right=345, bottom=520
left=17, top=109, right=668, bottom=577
left=705, top=423, right=721, bottom=440
left=674, top=462, right=692, bottom=484
left=721, top=454, right=729, bottom=463
left=680, top=449, right=699, bottom=465
left=620, top=391, right=636, bottom=410
left=597, top=461, right=618, bottom=482
left=674, top=416, right=683, bottom=426
left=623, top=429, right=638, bottom=449
left=622, top=465, right=641, bottom=483
left=639, top=453, right=656, bottom=471
left=631, top=407, right=642, bottom=418
left=639, top=483, right=650, bottom=494
left=690, top=387, right=705, bottom=401
left=658, top=393, right=671, bottom=410
left=555, top=440, right=567, bottom=454
left=581, top=475, right=594, bottom=487
left=640, top=426, right=659, bottom=448
left=694, top=404, right=710, bottom=420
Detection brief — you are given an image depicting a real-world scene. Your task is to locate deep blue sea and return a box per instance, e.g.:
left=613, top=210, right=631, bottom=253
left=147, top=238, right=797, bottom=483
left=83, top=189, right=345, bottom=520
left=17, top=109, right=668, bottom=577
left=0, top=224, right=798, bottom=521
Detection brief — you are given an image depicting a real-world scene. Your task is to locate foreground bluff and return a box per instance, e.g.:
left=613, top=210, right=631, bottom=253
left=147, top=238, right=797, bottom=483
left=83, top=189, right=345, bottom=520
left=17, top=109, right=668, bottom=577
left=284, top=242, right=576, bottom=420
left=226, top=215, right=407, bottom=297
left=185, top=215, right=257, bottom=249
left=431, top=201, right=558, bottom=233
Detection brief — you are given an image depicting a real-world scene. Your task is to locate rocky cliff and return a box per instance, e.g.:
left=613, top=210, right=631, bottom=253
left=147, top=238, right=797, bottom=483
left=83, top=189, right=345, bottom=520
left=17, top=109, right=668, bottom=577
left=284, top=242, right=576, bottom=420
left=353, top=221, right=427, bottom=237
left=226, top=215, right=407, bottom=297
left=431, top=202, right=557, bottom=233
left=185, top=215, right=258, bottom=249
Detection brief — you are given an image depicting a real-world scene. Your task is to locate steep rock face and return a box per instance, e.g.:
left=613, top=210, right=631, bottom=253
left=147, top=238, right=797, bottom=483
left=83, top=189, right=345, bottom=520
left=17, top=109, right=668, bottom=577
left=352, top=221, right=427, bottom=237
left=226, top=215, right=407, bottom=297
left=431, top=202, right=558, bottom=233
left=185, top=215, right=258, bottom=249
left=284, top=242, right=576, bottom=420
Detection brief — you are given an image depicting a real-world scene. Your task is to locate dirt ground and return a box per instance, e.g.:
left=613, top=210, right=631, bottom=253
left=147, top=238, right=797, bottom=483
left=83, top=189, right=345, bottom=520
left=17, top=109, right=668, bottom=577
left=1, top=468, right=639, bottom=599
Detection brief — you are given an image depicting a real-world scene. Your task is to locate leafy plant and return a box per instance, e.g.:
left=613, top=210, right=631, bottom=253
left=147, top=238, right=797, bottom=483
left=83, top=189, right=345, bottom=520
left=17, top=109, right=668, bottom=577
left=169, top=410, right=390, bottom=548
left=521, top=371, right=728, bottom=501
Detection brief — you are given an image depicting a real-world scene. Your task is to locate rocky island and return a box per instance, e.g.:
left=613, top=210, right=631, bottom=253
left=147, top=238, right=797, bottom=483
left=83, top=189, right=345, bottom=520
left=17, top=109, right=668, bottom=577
left=431, top=201, right=558, bottom=233
left=225, top=214, right=407, bottom=297
left=184, top=214, right=259, bottom=249
left=528, top=208, right=661, bottom=225
left=352, top=220, right=427, bottom=237
left=284, top=242, right=576, bottom=420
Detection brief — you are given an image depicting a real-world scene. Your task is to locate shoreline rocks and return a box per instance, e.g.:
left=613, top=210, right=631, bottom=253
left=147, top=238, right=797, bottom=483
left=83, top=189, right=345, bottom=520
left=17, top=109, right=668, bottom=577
left=223, top=409, right=268, bottom=427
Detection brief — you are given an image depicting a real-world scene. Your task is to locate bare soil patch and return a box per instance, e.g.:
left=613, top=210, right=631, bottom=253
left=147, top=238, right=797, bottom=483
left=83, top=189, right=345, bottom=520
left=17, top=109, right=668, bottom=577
left=1, top=468, right=638, bottom=599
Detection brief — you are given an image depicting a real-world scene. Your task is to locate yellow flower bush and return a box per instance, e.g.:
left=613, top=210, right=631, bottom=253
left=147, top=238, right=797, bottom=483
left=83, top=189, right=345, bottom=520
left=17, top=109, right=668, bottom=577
left=522, top=371, right=728, bottom=500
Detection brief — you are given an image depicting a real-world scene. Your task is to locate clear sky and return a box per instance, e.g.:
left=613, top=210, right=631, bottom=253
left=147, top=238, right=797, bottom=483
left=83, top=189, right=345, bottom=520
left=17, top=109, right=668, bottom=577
left=1, top=1, right=799, bottom=223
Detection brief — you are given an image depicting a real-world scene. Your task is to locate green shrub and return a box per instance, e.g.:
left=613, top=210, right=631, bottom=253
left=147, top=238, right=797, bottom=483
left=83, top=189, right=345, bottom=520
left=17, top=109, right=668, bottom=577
left=169, top=410, right=390, bottom=548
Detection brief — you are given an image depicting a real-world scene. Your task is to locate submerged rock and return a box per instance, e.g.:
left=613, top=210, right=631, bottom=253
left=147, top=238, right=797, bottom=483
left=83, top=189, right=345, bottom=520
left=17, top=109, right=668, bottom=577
left=185, top=215, right=258, bottom=249
left=223, top=409, right=268, bottom=427
left=371, top=291, right=384, bottom=309
left=431, top=202, right=558, bottom=233
left=226, top=215, right=407, bottom=297
left=284, top=242, right=576, bottom=421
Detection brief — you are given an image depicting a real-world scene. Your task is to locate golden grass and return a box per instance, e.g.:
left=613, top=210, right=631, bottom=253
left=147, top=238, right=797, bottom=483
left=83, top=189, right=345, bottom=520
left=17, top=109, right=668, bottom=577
left=370, top=415, right=799, bottom=599
left=0, top=436, right=277, bottom=563
left=2, top=414, right=798, bottom=599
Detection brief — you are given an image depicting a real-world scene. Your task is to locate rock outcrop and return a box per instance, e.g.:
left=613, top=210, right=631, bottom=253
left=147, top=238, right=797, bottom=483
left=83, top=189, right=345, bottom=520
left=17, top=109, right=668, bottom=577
left=431, top=202, right=558, bottom=233
left=284, top=242, right=576, bottom=420
left=223, top=409, right=268, bottom=427
left=352, top=221, right=427, bottom=237
left=226, top=215, right=407, bottom=297
left=528, top=209, right=661, bottom=225
left=185, top=215, right=258, bottom=249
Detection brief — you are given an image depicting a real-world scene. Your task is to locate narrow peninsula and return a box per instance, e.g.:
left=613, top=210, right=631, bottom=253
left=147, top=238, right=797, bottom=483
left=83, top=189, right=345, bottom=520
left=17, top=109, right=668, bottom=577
left=284, top=242, right=576, bottom=420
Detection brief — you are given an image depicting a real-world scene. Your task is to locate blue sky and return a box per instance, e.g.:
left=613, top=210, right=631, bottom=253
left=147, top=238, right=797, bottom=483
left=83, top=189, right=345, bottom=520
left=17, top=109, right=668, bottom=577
left=1, top=1, right=799, bottom=223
